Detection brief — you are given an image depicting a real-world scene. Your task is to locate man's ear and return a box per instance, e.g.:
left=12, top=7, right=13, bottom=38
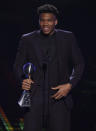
left=55, top=19, right=58, bottom=26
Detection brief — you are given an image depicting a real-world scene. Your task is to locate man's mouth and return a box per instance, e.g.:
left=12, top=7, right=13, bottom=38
left=43, top=27, right=50, bottom=32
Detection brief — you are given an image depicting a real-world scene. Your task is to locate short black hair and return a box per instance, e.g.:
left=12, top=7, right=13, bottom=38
left=37, top=4, right=59, bottom=18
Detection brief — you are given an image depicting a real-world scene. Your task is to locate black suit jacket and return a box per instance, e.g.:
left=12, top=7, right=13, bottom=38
left=14, top=29, right=84, bottom=109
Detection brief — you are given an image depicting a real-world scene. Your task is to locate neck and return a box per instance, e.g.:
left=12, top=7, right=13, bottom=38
left=40, top=29, right=56, bottom=36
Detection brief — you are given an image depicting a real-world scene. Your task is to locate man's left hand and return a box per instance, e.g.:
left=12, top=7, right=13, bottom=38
left=51, top=83, right=72, bottom=100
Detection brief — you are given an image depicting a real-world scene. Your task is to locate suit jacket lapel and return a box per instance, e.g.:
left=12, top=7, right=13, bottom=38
left=55, top=30, right=64, bottom=82
left=31, top=31, right=43, bottom=68
left=55, top=30, right=62, bottom=66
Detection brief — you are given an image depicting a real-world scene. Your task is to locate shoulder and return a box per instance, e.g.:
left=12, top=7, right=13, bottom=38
left=55, top=29, right=72, bottom=34
left=18, top=30, right=40, bottom=48
left=55, top=29, right=74, bottom=38
left=21, top=30, right=40, bottom=40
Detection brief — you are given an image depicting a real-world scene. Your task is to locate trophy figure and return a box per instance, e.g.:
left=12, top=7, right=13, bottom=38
left=18, top=62, right=36, bottom=107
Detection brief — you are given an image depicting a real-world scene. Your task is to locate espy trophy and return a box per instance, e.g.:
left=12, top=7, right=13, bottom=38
left=18, top=62, right=36, bottom=107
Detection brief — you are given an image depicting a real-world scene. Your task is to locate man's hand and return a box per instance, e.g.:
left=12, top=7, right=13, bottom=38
left=22, top=79, right=34, bottom=90
left=51, top=83, right=72, bottom=100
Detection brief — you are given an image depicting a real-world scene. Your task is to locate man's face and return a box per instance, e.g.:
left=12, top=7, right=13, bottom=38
left=39, top=13, right=58, bottom=35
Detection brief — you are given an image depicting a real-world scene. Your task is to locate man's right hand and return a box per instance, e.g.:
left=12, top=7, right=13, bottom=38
left=22, top=79, right=34, bottom=90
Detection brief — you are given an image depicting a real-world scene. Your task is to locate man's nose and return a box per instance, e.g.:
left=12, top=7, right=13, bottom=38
left=43, top=21, right=48, bottom=26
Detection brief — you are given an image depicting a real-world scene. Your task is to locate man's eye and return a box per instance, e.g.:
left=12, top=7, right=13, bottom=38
left=40, top=19, right=44, bottom=22
left=40, top=19, right=53, bottom=22
left=48, top=19, right=52, bottom=22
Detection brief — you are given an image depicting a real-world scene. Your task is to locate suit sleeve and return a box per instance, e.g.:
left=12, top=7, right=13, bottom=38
left=69, top=33, right=85, bottom=88
left=13, top=35, right=28, bottom=84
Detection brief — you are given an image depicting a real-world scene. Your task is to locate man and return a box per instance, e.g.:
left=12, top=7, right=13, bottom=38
left=14, top=4, right=84, bottom=131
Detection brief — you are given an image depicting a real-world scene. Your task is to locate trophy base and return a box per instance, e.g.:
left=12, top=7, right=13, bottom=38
left=18, top=90, right=31, bottom=107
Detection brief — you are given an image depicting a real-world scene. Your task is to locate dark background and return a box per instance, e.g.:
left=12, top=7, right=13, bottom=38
left=0, top=0, right=96, bottom=131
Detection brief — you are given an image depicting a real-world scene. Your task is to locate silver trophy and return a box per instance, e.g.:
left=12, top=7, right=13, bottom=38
left=18, top=62, right=36, bottom=107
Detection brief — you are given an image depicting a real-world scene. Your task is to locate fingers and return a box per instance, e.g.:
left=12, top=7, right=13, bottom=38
left=51, top=86, right=60, bottom=90
left=51, top=84, right=71, bottom=99
left=51, top=90, right=63, bottom=100
left=23, top=79, right=34, bottom=84
left=55, top=94, right=64, bottom=99
left=22, top=83, right=31, bottom=90
left=22, top=79, right=34, bottom=90
left=51, top=94, right=64, bottom=100
left=51, top=86, right=63, bottom=99
left=22, top=85, right=31, bottom=90
left=51, top=92, right=59, bottom=98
